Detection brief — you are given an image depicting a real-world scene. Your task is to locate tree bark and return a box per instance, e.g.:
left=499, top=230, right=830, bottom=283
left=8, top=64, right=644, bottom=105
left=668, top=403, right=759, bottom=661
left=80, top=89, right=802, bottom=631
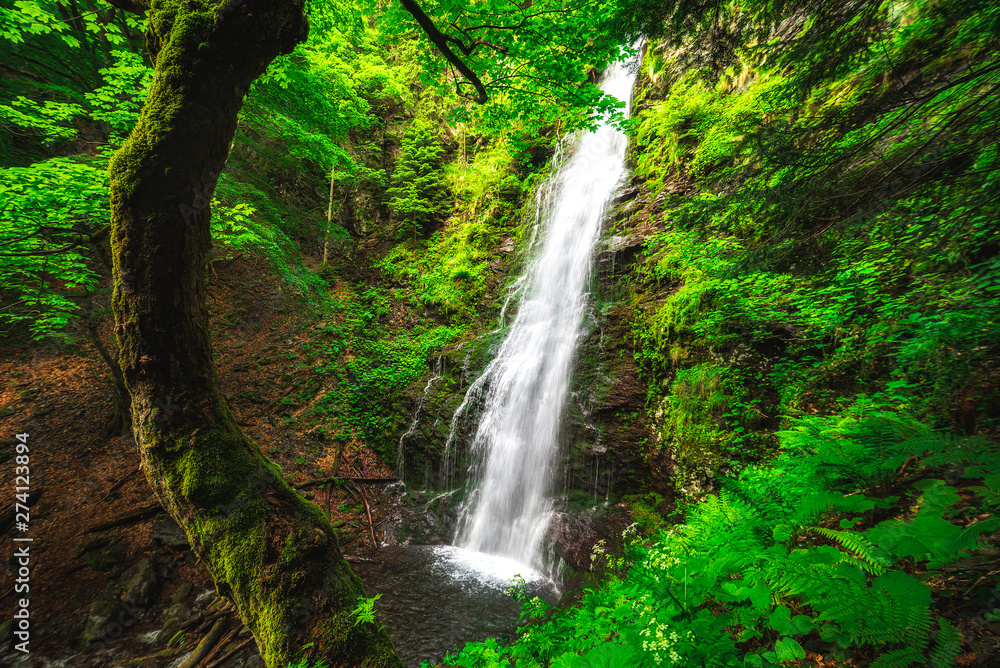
left=86, top=291, right=131, bottom=435
left=107, top=1, right=400, bottom=666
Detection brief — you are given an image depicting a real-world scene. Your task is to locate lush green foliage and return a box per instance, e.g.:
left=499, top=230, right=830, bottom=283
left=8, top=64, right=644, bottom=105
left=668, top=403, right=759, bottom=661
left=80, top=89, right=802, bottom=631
left=381, top=0, right=633, bottom=136
left=0, top=0, right=402, bottom=341
left=0, top=156, right=106, bottom=340
left=307, top=284, right=468, bottom=460
left=621, top=0, right=1000, bottom=487
left=5, top=1, right=997, bottom=663
left=378, top=136, right=536, bottom=320
left=386, top=120, right=450, bottom=239
left=443, top=410, right=999, bottom=667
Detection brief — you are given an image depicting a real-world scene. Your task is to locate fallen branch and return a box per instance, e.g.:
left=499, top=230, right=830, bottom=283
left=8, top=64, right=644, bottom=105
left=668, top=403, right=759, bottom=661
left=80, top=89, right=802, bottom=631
left=196, top=621, right=240, bottom=667
left=182, top=602, right=234, bottom=632
left=178, top=619, right=226, bottom=668
left=103, top=467, right=140, bottom=501
left=124, top=647, right=183, bottom=665
left=293, top=476, right=399, bottom=489
left=86, top=502, right=161, bottom=533
left=76, top=537, right=110, bottom=555
left=343, top=555, right=384, bottom=564
left=206, top=636, right=255, bottom=668
left=352, top=481, right=379, bottom=551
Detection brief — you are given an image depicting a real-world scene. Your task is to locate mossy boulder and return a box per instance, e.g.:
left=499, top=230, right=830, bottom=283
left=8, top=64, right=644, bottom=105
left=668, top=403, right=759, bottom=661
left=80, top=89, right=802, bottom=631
left=82, top=589, right=122, bottom=647
left=498, top=175, right=523, bottom=202
left=121, top=558, right=159, bottom=609
left=156, top=602, right=192, bottom=645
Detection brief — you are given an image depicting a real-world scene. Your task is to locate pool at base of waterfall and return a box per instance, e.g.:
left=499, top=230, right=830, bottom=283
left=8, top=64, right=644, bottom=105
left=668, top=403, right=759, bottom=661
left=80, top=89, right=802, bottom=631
left=353, top=545, right=561, bottom=667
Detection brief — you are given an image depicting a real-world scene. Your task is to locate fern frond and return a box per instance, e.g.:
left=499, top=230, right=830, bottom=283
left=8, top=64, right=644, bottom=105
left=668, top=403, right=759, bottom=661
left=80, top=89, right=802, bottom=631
left=928, top=618, right=961, bottom=668
left=870, top=646, right=925, bottom=668
left=811, top=527, right=889, bottom=575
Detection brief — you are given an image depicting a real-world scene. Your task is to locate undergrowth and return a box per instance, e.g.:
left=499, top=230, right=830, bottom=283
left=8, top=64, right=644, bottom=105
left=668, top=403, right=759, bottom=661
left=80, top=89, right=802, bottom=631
left=441, top=408, right=1000, bottom=667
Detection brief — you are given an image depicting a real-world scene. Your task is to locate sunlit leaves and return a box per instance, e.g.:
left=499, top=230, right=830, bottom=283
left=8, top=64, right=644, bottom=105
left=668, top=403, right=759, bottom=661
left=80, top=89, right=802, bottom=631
left=1, top=1, right=140, bottom=48
left=84, top=50, right=152, bottom=139
left=0, top=156, right=107, bottom=340
left=379, top=0, right=633, bottom=136
left=0, top=96, right=85, bottom=142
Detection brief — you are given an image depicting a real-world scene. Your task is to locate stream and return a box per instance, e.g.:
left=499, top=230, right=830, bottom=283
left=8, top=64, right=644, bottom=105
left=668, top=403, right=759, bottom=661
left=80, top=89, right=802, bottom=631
left=355, top=546, right=559, bottom=667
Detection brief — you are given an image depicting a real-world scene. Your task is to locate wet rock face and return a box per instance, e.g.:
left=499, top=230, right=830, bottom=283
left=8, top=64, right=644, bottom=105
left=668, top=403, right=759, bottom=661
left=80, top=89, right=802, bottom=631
left=546, top=504, right=633, bottom=574
left=547, top=513, right=600, bottom=573
left=380, top=486, right=464, bottom=547
left=394, top=335, right=498, bottom=490
left=549, top=178, right=661, bottom=503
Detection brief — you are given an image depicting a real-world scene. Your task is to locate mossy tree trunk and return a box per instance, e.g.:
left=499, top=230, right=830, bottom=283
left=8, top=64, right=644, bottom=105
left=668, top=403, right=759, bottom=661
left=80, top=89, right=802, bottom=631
left=106, top=1, right=400, bottom=666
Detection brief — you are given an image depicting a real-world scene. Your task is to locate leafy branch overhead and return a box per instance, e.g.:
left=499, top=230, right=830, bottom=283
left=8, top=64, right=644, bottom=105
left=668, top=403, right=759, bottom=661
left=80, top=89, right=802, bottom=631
left=390, top=0, right=633, bottom=132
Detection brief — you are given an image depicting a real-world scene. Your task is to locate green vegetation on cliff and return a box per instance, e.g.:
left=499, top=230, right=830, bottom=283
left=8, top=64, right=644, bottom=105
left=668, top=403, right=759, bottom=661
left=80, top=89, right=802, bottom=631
left=624, top=0, right=999, bottom=484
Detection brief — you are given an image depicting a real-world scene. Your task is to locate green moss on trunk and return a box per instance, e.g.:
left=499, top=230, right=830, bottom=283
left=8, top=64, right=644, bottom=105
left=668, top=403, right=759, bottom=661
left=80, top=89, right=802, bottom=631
left=108, top=1, right=400, bottom=666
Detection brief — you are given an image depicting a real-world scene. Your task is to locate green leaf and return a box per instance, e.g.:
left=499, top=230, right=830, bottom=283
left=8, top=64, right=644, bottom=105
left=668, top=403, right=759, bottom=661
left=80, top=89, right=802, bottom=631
left=869, top=514, right=962, bottom=562
left=775, top=637, right=806, bottom=661
left=571, top=642, right=637, bottom=668
left=769, top=606, right=814, bottom=636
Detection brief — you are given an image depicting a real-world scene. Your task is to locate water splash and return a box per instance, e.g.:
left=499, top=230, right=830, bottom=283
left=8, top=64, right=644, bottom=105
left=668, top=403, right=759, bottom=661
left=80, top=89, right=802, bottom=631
left=453, top=52, right=641, bottom=569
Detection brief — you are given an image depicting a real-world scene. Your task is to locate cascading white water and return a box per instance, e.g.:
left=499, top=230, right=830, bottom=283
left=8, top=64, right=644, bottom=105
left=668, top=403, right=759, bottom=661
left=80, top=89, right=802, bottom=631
left=454, top=51, right=641, bottom=569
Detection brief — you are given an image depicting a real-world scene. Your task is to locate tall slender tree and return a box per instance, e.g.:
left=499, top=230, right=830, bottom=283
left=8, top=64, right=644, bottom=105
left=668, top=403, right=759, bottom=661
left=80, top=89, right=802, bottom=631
left=103, top=0, right=399, bottom=665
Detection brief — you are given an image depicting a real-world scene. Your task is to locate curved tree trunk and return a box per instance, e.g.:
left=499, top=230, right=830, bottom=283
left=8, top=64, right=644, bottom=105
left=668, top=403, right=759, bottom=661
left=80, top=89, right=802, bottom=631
left=107, top=1, right=400, bottom=666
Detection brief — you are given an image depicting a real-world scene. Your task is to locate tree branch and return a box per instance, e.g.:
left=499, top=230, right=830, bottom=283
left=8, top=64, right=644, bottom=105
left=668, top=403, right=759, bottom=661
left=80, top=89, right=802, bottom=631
left=398, top=0, right=488, bottom=103
left=102, top=0, right=149, bottom=13
left=447, top=22, right=509, bottom=55
left=0, top=241, right=87, bottom=257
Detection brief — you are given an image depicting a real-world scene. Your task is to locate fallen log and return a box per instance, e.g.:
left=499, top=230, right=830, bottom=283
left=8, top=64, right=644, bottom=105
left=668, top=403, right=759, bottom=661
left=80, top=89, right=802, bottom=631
left=293, top=475, right=399, bottom=489
left=86, top=502, right=161, bottom=533
left=343, top=554, right=384, bottom=564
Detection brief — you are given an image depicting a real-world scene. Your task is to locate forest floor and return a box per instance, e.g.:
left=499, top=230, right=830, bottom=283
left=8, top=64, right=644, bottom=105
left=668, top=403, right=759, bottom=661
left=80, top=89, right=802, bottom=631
left=0, top=255, right=396, bottom=667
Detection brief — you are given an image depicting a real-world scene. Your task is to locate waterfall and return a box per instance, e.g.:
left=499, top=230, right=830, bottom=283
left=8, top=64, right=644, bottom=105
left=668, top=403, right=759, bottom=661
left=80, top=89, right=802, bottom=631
left=397, top=374, right=440, bottom=481
left=454, top=51, right=640, bottom=568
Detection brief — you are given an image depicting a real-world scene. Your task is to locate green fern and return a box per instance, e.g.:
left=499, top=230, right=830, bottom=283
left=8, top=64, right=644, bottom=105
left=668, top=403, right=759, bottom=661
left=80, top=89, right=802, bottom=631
left=811, top=527, right=890, bottom=575
left=869, top=646, right=925, bottom=668
left=928, top=618, right=962, bottom=668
